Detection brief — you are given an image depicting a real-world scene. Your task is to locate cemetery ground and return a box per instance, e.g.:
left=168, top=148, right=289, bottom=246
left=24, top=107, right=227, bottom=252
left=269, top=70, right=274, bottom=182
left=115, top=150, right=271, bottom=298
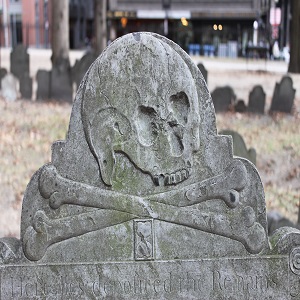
left=0, top=49, right=299, bottom=238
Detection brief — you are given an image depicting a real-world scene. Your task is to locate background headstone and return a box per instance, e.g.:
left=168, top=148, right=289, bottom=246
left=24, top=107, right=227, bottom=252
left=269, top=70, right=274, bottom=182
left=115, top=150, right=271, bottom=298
left=0, top=68, right=7, bottom=89
left=50, top=66, right=73, bottom=102
left=220, top=129, right=256, bottom=165
left=10, top=45, right=29, bottom=80
left=197, top=62, right=208, bottom=84
left=248, top=85, right=266, bottom=114
left=269, top=75, right=295, bottom=114
left=19, top=73, right=32, bottom=100
left=1, top=73, right=19, bottom=101
left=211, top=86, right=236, bottom=112
left=10, top=45, right=32, bottom=100
left=267, top=210, right=299, bottom=236
left=36, top=69, right=50, bottom=101
left=71, top=52, right=97, bottom=91
left=234, top=99, right=247, bottom=113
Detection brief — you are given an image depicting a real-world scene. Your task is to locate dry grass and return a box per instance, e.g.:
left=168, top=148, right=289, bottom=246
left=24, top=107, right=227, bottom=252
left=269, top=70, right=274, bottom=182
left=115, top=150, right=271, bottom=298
left=0, top=99, right=71, bottom=237
left=216, top=112, right=300, bottom=224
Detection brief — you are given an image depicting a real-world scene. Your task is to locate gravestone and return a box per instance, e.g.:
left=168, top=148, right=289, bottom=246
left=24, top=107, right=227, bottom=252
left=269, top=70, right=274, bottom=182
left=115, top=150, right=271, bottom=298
left=1, top=73, right=19, bottom=101
left=270, top=76, right=295, bottom=114
left=0, top=68, right=7, bottom=89
left=234, top=99, right=247, bottom=113
left=248, top=85, right=266, bottom=114
left=19, top=73, right=32, bottom=100
left=36, top=69, right=50, bottom=100
left=1, top=32, right=300, bottom=299
left=197, top=62, right=208, bottom=84
left=10, top=45, right=33, bottom=100
left=50, top=66, right=73, bottom=102
left=219, top=129, right=256, bottom=165
left=211, top=86, right=236, bottom=112
left=10, top=45, right=29, bottom=80
left=72, top=52, right=97, bottom=91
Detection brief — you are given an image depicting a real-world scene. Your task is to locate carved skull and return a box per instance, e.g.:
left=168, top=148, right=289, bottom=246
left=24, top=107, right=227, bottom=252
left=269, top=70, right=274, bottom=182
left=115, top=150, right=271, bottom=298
left=82, top=33, right=201, bottom=186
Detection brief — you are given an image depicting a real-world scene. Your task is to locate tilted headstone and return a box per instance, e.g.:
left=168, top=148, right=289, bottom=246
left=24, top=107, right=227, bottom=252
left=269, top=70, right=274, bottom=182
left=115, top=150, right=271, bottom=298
left=270, top=76, right=295, bottom=114
left=211, top=86, right=236, bottom=112
left=219, top=129, right=256, bottom=165
left=1, top=73, right=19, bottom=101
left=71, top=52, right=97, bottom=91
left=36, top=69, right=50, bottom=101
left=248, top=85, right=266, bottom=114
left=1, top=32, right=300, bottom=299
left=197, top=62, right=208, bottom=84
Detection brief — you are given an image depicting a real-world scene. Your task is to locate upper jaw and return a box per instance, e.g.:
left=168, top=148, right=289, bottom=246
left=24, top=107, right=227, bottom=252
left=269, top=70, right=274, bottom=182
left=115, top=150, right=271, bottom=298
left=153, top=168, right=190, bottom=186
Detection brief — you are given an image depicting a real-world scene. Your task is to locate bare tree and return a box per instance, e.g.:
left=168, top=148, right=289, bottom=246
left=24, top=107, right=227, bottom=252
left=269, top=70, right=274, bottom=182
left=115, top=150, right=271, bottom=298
left=288, top=0, right=300, bottom=73
left=50, top=0, right=72, bottom=102
left=51, top=0, right=70, bottom=70
left=94, top=0, right=107, bottom=55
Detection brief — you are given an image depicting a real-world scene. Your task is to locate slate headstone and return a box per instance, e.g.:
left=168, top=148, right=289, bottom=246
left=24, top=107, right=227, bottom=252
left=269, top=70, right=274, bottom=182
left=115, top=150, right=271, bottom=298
left=211, top=86, right=236, bottom=112
left=71, top=52, right=97, bottom=90
left=220, top=129, right=256, bottom=165
left=248, top=85, right=266, bottom=114
left=10, top=45, right=33, bottom=100
left=234, top=99, right=247, bottom=113
left=0, top=68, right=7, bottom=89
left=270, top=75, right=295, bottom=114
left=36, top=69, right=50, bottom=101
left=1, top=32, right=300, bottom=300
left=1, top=73, right=19, bottom=101
left=50, top=66, right=73, bottom=102
left=19, top=73, right=32, bottom=100
left=10, top=45, right=29, bottom=81
left=197, top=62, right=208, bottom=84
left=267, top=211, right=298, bottom=236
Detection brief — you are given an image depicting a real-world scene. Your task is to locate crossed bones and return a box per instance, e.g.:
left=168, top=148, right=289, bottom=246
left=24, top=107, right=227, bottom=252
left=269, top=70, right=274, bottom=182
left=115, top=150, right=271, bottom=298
left=23, top=160, right=266, bottom=261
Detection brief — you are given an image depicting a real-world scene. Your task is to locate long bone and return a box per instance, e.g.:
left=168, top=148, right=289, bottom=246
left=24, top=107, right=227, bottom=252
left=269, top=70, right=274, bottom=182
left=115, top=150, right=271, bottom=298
left=25, top=160, right=266, bottom=261
left=39, top=164, right=158, bottom=218
left=184, top=159, right=247, bottom=208
left=23, top=209, right=136, bottom=261
left=39, top=160, right=246, bottom=211
left=24, top=202, right=266, bottom=261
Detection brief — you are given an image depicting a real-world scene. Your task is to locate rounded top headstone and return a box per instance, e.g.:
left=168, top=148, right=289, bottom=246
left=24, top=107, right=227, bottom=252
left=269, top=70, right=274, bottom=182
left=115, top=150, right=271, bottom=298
left=74, top=32, right=216, bottom=186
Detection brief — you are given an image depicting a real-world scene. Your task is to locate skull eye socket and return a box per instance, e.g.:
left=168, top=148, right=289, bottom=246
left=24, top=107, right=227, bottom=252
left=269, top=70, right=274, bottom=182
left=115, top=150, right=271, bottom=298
left=136, top=106, right=159, bottom=147
left=169, top=91, right=190, bottom=125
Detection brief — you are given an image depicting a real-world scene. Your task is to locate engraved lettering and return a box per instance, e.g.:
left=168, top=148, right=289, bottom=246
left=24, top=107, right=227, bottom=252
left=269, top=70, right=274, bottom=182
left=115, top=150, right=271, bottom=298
left=153, top=279, right=160, bottom=293
left=163, top=272, right=172, bottom=293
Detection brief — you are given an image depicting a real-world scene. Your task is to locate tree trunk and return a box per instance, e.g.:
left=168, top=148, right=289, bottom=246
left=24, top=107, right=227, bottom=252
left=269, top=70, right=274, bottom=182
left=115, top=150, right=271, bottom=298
left=288, top=0, right=300, bottom=73
left=51, top=0, right=70, bottom=70
left=94, top=0, right=107, bottom=55
left=50, top=0, right=72, bottom=102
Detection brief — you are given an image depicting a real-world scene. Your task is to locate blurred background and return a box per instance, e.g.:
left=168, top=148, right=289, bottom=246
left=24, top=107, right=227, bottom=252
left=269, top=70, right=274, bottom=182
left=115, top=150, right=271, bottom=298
left=0, top=0, right=294, bottom=61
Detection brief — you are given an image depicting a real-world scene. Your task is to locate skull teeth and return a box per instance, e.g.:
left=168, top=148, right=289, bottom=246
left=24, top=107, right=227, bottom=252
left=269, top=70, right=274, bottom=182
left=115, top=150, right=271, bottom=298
left=153, top=168, right=190, bottom=186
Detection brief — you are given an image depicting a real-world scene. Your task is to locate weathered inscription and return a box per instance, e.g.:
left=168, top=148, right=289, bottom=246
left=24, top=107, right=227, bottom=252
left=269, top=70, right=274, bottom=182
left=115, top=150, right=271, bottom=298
left=0, top=257, right=289, bottom=299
